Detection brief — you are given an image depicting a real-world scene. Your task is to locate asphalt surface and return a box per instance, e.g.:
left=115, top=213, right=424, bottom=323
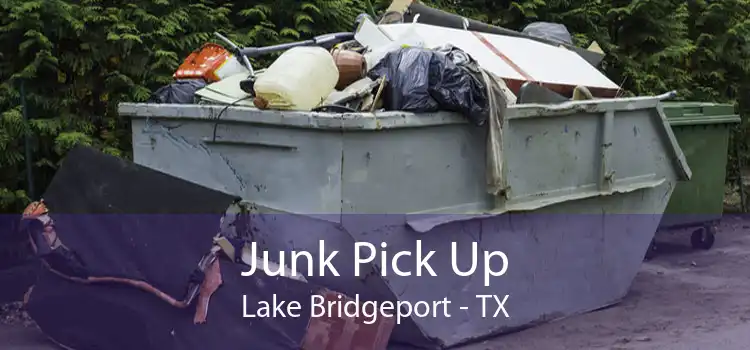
left=468, top=215, right=750, bottom=350
left=1, top=216, right=749, bottom=350
left=0, top=326, right=52, bottom=350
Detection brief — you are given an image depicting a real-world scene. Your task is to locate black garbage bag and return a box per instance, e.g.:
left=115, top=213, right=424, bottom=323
left=367, top=47, right=490, bottom=126
left=148, top=79, right=207, bottom=104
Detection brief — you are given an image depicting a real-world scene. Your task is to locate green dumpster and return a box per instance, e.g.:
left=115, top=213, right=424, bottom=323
left=657, top=102, right=741, bottom=250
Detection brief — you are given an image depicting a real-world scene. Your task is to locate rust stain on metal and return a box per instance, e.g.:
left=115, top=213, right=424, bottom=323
left=301, top=290, right=395, bottom=350
left=193, top=259, right=223, bottom=324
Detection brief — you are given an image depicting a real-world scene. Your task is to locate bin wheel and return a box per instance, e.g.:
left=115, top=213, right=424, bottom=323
left=690, top=226, right=715, bottom=250
left=644, top=238, right=658, bottom=260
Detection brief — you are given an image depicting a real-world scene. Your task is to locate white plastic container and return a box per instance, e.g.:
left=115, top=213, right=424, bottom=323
left=253, top=46, right=339, bottom=111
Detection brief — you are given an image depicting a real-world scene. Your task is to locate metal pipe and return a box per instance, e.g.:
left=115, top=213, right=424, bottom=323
left=237, top=32, right=354, bottom=58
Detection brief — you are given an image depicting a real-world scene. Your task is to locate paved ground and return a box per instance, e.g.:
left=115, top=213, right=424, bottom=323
left=468, top=215, right=750, bottom=350
left=2, top=215, right=749, bottom=349
left=0, top=326, right=52, bottom=350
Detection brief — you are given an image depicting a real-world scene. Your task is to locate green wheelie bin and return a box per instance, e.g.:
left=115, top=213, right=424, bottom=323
left=653, top=102, right=741, bottom=254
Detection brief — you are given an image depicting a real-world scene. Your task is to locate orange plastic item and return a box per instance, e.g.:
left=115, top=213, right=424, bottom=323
left=174, top=43, right=243, bottom=83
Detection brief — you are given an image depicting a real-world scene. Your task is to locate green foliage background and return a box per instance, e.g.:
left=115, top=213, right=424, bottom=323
left=1, top=0, right=749, bottom=212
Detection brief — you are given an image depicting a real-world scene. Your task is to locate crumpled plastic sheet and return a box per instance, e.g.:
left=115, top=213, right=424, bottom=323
left=522, top=22, right=574, bottom=46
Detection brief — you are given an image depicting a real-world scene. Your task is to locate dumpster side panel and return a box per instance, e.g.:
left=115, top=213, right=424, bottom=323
left=131, top=120, right=246, bottom=197
left=611, top=109, right=681, bottom=191
left=337, top=106, right=681, bottom=216
left=340, top=125, right=489, bottom=214
left=337, top=187, right=669, bottom=348
left=335, top=103, right=678, bottom=346
left=502, top=114, right=600, bottom=199
left=500, top=107, right=681, bottom=213
left=246, top=186, right=671, bottom=348
left=130, top=111, right=345, bottom=215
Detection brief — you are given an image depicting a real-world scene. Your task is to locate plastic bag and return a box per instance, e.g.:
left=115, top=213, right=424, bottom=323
left=148, top=79, right=207, bottom=104
left=366, top=47, right=489, bottom=125
left=435, top=44, right=473, bottom=67
left=522, top=22, right=573, bottom=46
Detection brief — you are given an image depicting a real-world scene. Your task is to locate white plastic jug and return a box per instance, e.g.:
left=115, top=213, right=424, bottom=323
left=253, top=46, right=339, bottom=111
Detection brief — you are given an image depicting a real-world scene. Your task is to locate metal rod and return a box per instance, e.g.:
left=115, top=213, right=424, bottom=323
left=213, top=32, right=255, bottom=75
left=20, top=80, right=34, bottom=199
left=213, top=32, right=239, bottom=51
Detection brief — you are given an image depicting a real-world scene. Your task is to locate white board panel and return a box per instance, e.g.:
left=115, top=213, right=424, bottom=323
left=378, top=23, right=619, bottom=91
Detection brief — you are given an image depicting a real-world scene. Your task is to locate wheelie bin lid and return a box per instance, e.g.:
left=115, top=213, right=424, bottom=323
left=661, top=102, right=741, bottom=126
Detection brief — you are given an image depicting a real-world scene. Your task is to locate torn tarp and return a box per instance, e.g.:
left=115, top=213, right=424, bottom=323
left=481, top=70, right=510, bottom=197
left=521, top=22, right=574, bottom=46
left=431, top=45, right=515, bottom=195
left=16, top=146, right=342, bottom=350
left=365, top=45, right=513, bottom=195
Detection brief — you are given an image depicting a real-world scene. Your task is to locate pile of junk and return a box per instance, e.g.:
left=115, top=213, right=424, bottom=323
left=12, top=1, right=694, bottom=350
left=152, top=3, right=615, bottom=118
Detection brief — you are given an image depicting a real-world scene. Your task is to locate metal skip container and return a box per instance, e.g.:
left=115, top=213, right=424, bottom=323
left=119, top=93, right=690, bottom=348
